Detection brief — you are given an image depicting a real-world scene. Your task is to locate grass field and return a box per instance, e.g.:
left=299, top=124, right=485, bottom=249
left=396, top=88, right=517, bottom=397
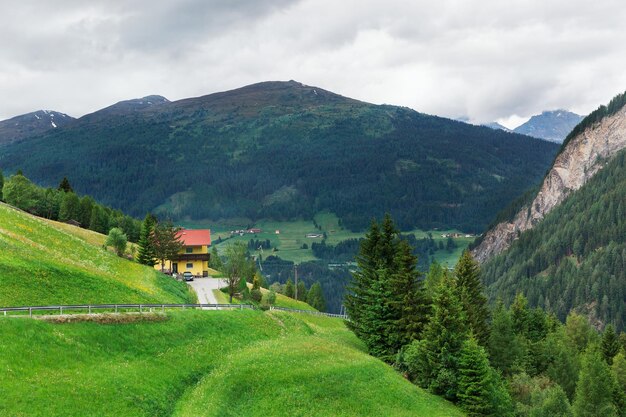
left=183, top=212, right=473, bottom=267
left=0, top=310, right=465, bottom=417
left=0, top=202, right=194, bottom=307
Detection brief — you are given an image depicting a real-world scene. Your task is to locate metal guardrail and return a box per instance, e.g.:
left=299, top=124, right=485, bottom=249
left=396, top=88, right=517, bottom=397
left=0, top=303, right=348, bottom=319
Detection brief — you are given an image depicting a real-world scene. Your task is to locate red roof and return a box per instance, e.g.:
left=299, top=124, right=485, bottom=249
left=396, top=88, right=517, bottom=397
left=177, top=229, right=211, bottom=246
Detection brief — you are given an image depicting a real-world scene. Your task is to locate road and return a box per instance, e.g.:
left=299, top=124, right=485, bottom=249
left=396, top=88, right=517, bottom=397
left=186, top=277, right=226, bottom=308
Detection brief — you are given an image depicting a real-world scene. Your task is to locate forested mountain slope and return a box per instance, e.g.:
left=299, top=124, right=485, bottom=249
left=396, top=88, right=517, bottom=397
left=0, top=81, right=558, bottom=232
left=481, top=149, right=626, bottom=330
left=473, top=91, right=626, bottom=262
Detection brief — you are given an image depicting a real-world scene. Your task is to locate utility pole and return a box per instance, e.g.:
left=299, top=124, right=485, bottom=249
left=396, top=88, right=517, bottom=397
left=294, top=264, right=298, bottom=300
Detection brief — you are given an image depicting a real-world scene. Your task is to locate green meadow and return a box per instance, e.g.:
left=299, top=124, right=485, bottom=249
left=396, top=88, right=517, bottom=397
left=0, top=202, right=193, bottom=307
left=0, top=310, right=465, bottom=417
left=183, top=211, right=473, bottom=266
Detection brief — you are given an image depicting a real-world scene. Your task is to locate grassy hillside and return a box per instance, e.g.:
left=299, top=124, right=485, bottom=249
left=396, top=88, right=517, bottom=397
left=0, top=80, right=558, bottom=233
left=0, top=202, right=193, bottom=306
left=0, top=310, right=465, bottom=417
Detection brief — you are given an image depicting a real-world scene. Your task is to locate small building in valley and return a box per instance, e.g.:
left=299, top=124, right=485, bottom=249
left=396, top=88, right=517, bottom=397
left=155, top=229, right=211, bottom=277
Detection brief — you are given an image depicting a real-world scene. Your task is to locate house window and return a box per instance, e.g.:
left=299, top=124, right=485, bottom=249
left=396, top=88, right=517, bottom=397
left=186, top=247, right=193, bottom=254
left=186, top=263, right=193, bottom=269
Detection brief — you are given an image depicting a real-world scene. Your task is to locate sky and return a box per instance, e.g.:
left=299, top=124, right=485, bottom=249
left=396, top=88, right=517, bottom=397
left=1, top=0, right=626, bottom=128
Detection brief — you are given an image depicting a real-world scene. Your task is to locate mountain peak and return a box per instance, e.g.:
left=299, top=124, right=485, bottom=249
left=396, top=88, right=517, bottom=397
left=0, top=110, right=75, bottom=144
left=513, top=109, right=583, bottom=142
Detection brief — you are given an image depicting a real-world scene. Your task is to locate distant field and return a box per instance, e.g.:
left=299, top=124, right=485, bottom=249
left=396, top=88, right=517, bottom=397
left=182, top=211, right=473, bottom=267
left=0, top=310, right=465, bottom=416
left=0, top=202, right=194, bottom=307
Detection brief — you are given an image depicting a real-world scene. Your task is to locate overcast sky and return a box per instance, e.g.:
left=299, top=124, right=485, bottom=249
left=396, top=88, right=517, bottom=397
left=1, top=0, right=626, bottom=128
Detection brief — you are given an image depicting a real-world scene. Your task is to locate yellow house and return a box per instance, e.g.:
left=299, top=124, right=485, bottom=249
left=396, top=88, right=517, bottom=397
left=155, top=229, right=211, bottom=277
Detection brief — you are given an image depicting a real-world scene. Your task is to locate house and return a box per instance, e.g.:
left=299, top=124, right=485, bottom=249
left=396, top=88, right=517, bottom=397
left=155, top=229, right=211, bottom=277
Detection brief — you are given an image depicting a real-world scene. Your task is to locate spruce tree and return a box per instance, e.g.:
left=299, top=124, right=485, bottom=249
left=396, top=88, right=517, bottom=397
left=152, top=221, right=183, bottom=272
left=307, top=282, right=326, bottom=311
left=137, top=214, right=157, bottom=266
left=297, top=281, right=307, bottom=301
left=572, top=348, right=618, bottom=417
left=489, top=301, right=525, bottom=376
left=389, top=239, right=430, bottom=349
left=57, top=176, right=73, bottom=193
left=455, top=250, right=490, bottom=346
left=285, top=279, right=295, bottom=298
left=602, top=325, right=621, bottom=365
left=458, top=336, right=493, bottom=416
left=408, top=273, right=468, bottom=400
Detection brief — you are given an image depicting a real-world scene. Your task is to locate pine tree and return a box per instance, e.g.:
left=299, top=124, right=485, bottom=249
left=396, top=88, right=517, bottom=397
left=602, top=325, right=621, bottom=365
left=297, top=281, right=307, bottom=301
left=57, top=176, right=73, bottom=193
left=489, top=301, right=525, bottom=376
left=389, top=239, right=430, bottom=349
left=152, top=221, right=183, bottom=272
left=572, top=348, right=618, bottom=417
left=285, top=279, right=295, bottom=298
left=307, top=282, right=326, bottom=311
left=137, top=214, right=157, bottom=266
left=455, top=250, right=490, bottom=346
left=457, top=336, right=494, bottom=416
left=408, top=273, right=468, bottom=401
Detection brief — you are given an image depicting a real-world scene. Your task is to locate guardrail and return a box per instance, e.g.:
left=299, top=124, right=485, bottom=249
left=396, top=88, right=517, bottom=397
left=0, top=303, right=347, bottom=319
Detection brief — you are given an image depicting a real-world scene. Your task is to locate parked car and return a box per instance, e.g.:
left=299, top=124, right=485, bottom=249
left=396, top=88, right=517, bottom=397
left=183, top=271, right=194, bottom=282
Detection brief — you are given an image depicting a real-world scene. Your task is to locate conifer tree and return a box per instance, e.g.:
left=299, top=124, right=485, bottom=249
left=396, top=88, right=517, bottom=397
left=455, top=250, right=490, bottom=346
left=489, top=301, right=525, bottom=376
left=613, top=350, right=626, bottom=396
left=297, top=281, right=307, bottom=301
left=307, top=282, right=326, bottom=311
left=407, top=273, right=468, bottom=400
left=458, top=336, right=494, bottom=416
left=285, top=279, right=295, bottom=298
left=152, top=220, right=183, bottom=272
left=57, top=176, right=73, bottom=193
left=511, top=292, right=530, bottom=338
left=424, top=259, right=445, bottom=297
left=572, top=348, right=618, bottom=417
left=389, top=239, right=430, bottom=348
left=603, top=324, right=621, bottom=365
left=137, top=214, right=157, bottom=266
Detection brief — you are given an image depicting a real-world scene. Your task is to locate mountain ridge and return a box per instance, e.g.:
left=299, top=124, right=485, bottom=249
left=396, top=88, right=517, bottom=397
left=0, top=110, right=75, bottom=145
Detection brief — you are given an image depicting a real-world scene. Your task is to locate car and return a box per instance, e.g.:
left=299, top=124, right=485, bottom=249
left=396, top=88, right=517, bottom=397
left=183, top=271, right=194, bottom=282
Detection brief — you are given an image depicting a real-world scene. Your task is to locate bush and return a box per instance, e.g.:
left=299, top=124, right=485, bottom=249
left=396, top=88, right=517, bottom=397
left=266, top=290, right=277, bottom=306
left=251, top=288, right=263, bottom=303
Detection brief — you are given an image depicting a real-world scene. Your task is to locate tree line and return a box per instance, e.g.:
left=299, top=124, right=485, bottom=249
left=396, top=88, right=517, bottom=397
left=346, top=214, right=626, bottom=416
left=0, top=170, right=141, bottom=242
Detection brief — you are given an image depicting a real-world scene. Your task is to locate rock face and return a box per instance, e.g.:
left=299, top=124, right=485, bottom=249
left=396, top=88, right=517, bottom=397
left=473, top=105, right=626, bottom=263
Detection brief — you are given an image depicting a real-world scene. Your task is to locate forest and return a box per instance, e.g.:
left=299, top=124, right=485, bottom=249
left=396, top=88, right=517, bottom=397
left=481, top=149, right=626, bottom=331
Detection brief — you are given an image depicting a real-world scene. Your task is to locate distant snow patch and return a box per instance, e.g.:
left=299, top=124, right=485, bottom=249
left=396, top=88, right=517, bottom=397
left=35, top=114, right=40, bottom=120
left=51, top=121, right=57, bottom=128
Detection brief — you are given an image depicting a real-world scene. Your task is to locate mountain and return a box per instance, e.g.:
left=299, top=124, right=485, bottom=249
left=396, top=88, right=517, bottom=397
left=0, top=80, right=559, bottom=232
left=0, top=109, right=75, bottom=145
left=483, top=122, right=512, bottom=132
left=513, top=109, right=583, bottom=143
left=475, top=90, right=626, bottom=329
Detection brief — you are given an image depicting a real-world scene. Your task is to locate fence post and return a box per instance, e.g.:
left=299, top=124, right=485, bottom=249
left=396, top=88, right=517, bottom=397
left=115, top=305, right=118, bottom=313
left=162, top=304, right=165, bottom=313
left=139, top=305, right=142, bottom=313
left=60, top=306, right=63, bottom=315
left=29, top=307, right=32, bottom=318
left=88, top=305, right=92, bottom=315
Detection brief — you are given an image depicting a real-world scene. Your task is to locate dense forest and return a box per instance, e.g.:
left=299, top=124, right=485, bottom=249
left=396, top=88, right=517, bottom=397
left=347, top=215, right=626, bottom=417
left=482, top=149, right=626, bottom=331
left=0, top=81, right=558, bottom=232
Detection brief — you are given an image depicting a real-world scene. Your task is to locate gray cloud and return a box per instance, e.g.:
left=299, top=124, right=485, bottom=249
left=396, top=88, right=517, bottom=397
left=1, top=0, right=625, bottom=126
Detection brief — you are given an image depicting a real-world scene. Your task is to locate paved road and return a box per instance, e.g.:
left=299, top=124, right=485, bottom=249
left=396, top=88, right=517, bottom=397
left=186, top=278, right=225, bottom=308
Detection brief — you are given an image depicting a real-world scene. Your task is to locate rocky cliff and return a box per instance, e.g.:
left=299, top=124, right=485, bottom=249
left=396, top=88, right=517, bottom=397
left=473, top=104, right=626, bottom=263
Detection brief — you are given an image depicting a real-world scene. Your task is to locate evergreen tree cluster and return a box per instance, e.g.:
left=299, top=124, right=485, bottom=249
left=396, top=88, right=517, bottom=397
left=345, top=214, right=626, bottom=416
left=1, top=172, right=141, bottom=241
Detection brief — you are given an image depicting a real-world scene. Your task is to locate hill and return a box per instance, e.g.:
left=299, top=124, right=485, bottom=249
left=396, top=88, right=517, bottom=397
left=0, top=310, right=465, bottom=417
left=513, top=109, right=583, bottom=143
left=476, top=91, right=626, bottom=329
left=0, top=109, right=75, bottom=145
left=0, top=201, right=193, bottom=306
left=0, top=80, right=559, bottom=233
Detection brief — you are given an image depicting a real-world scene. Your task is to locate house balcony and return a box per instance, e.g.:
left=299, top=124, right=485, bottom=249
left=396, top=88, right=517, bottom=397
left=173, top=253, right=210, bottom=262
